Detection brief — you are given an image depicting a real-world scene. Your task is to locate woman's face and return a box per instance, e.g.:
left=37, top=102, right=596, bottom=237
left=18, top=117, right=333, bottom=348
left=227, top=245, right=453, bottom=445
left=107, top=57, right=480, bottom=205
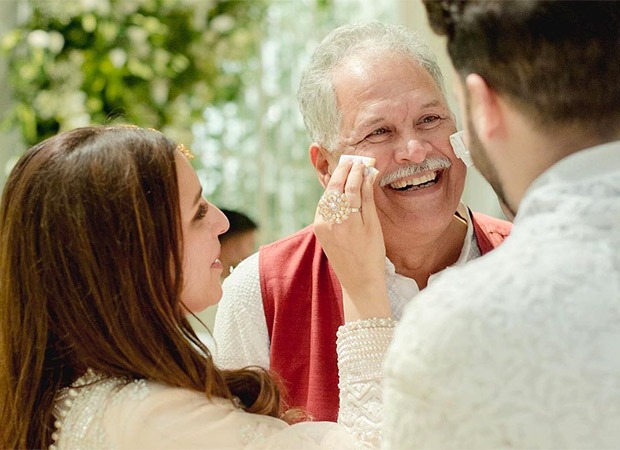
left=175, top=151, right=229, bottom=312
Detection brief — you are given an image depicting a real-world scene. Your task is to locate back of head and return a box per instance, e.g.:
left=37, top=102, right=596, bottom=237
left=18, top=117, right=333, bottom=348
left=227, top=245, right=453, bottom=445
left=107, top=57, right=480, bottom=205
left=297, top=21, right=445, bottom=151
left=424, top=0, right=620, bottom=137
left=220, top=208, right=258, bottom=240
left=0, top=126, right=181, bottom=363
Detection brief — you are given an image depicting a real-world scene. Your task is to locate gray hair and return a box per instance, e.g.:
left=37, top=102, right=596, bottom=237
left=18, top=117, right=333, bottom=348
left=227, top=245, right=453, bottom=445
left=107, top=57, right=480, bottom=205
left=297, top=21, right=446, bottom=152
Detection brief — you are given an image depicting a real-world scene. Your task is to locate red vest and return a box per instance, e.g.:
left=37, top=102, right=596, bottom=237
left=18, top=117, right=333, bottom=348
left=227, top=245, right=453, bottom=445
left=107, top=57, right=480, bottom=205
left=259, top=212, right=511, bottom=421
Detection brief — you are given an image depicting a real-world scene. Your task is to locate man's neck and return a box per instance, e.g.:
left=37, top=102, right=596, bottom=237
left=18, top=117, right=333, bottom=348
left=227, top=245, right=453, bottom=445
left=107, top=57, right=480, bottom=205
left=498, top=110, right=620, bottom=212
left=385, top=214, right=468, bottom=289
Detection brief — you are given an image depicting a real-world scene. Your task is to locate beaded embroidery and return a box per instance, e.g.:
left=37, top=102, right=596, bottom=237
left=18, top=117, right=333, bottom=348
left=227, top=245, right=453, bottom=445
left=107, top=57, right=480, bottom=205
left=50, top=369, right=150, bottom=450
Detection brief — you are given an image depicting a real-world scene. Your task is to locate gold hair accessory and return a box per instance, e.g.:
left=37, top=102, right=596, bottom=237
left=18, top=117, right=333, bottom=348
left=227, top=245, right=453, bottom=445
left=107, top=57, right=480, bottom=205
left=318, top=190, right=354, bottom=224
left=177, top=143, right=195, bottom=160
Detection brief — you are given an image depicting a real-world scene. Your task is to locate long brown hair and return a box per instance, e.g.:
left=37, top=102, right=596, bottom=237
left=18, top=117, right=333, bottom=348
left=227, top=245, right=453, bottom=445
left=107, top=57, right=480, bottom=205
left=0, top=126, right=281, bottom=449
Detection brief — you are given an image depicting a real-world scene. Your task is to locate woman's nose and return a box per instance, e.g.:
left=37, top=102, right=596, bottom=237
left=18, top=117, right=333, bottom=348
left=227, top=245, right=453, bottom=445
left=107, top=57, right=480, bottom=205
left=214, top=206, right=230, bottom=236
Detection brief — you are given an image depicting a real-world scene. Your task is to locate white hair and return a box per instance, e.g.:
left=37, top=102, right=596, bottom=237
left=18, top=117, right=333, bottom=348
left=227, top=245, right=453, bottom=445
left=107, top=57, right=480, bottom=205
left=297, top=21, right=446, bottom=152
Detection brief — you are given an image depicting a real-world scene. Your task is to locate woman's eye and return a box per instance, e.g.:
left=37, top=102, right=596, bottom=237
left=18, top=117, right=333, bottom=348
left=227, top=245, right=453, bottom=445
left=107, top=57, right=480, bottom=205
left=194, top=203, right=208, bottom=221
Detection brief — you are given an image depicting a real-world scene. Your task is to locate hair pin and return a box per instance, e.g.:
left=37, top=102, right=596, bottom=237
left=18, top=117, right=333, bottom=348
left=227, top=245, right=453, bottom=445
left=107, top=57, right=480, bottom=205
left=177, top=143, right=195, bottom=160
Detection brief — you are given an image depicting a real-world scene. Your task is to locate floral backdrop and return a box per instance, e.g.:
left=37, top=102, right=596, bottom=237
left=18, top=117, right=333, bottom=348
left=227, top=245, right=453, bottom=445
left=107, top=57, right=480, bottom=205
left=1, top=0, right=266, bottom=146
left=1, top=0, right=395, bottom=244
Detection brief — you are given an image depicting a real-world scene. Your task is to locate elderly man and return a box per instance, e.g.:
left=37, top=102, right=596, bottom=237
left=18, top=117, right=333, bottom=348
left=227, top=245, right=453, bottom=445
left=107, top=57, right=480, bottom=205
left=214, top=21, right=511, bottom=421
left=315, top=3, right=620, bottom=448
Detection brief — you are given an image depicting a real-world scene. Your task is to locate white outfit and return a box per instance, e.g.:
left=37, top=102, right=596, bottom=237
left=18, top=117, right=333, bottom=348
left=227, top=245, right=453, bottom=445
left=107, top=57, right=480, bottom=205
left=51, top=319, right=394, bottom=450
left=214, top=203, right=479, bottom=371
left=383, top=142, right=620, bottom=449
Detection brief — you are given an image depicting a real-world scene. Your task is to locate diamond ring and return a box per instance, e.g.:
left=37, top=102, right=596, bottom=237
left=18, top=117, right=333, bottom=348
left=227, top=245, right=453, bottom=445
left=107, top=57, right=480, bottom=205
left=318, top=190, right=353, bottom=224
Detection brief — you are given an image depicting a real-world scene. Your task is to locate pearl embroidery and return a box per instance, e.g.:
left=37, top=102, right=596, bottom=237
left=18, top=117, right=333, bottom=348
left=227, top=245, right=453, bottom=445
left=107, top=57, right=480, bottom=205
left=46, top=318, right=394, bottom=449
left=337, top=318, right=396, bottom=383
left=50, top=369, right=149, bottom=449
left=337, top=317, right=395, bottom=450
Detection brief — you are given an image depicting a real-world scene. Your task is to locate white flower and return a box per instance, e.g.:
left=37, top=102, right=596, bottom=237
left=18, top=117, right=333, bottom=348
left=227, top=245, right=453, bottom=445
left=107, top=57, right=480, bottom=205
left=81, top=14, right=97, bottom=33
left=127, top=26, right=148, bottom=45
left=58, top=91, right=90, bottom=129
left=48, top=31, right=65, bottom=54
left=181, top=0, right=214, bottom=8
left=127, top=26, right=149, bottom=58
left=153, top=48, right=171, bottom=73
left=150, top=78, right=169, bottom=106
left=62, top=91, right=88, bottom=112
left=27, top=30, right=50, bottom=49
left=80, top=0, right=98, bottom=11
left=109, top=48, right=127, bottom=68
left=34, top=90, right=60, bottom=120
left=63, top=112, right=91, bottom=129
left=202, top=107, right=225, bottom=135
left=210, top=15, right=235, bottom=34
left=119, top=0, right=142, bottom=16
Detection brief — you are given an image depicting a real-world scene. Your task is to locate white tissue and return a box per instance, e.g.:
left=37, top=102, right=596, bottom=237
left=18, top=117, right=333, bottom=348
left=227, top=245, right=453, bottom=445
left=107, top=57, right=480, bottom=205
left=338, top=154, right=379, bottom=176
left=449, top=130, right=474, bottom=167
left=339, top=154, right=375, bottom=166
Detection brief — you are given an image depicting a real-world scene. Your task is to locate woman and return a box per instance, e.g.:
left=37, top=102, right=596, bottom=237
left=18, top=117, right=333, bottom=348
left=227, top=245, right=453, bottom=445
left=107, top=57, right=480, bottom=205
left=0, top=126, right=393, bottom=449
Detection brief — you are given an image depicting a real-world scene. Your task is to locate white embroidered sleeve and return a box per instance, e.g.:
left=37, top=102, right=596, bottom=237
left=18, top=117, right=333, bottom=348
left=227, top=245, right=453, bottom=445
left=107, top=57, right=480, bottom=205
left=336, top=318, right=396, bottom=450
left=213, top=252, right=271, bottom=370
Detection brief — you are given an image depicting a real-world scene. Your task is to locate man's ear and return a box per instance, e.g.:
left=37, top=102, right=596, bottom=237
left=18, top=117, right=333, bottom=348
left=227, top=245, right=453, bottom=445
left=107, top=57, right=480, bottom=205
left=465, top=73, right=505, bottom=141
left=309, top=143, right=333, bottom=188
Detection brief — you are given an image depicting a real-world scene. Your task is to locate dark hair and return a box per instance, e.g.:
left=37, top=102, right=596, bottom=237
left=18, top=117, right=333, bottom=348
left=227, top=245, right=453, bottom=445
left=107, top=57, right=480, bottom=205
left=0, top=126, right=281, bottom=449
left=219, top=208, right=258, bottom=241
left=423, top=0, right=620, bottom=136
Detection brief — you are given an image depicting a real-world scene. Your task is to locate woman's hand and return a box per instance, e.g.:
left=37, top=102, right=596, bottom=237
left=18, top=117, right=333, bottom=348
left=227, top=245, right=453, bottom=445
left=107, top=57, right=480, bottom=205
left=314, top=159, right=390, bottom=322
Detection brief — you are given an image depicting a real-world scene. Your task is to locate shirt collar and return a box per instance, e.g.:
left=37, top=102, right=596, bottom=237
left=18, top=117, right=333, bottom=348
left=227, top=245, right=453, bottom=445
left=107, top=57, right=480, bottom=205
left=517, top=140, right=620, bottom=222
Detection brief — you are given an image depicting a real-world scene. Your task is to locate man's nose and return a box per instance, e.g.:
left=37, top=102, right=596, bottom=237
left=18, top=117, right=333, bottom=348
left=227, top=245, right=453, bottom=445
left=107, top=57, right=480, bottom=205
left=395, top=137, right=430, bottom=164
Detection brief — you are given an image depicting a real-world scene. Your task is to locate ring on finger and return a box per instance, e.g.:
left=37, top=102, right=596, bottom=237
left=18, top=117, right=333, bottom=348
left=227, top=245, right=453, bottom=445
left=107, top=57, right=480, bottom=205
left=318, top=190, right=352, bottom=224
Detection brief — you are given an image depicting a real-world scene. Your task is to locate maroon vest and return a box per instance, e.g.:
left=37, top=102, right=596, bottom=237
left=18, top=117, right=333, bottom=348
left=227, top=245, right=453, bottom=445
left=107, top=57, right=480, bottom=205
left=259, top=212, right=511, bottom=421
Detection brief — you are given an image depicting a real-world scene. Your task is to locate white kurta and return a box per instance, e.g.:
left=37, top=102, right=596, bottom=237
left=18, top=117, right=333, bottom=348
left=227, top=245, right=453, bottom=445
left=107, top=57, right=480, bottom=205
left=213, top=203, right=479, bottom=372
left=383, top=141, right=620, bottom=449
left=51, top=319, right=394, bottom=450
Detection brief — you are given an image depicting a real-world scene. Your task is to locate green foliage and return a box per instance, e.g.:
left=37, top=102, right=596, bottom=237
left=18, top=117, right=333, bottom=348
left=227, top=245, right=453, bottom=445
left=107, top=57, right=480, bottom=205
left=1, top=0, right=266, bottom=146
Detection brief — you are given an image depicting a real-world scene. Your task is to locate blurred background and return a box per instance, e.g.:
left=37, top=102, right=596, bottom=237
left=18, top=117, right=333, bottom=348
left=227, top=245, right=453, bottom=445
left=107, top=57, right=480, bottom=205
left=0, top=0, right=503, bottom=331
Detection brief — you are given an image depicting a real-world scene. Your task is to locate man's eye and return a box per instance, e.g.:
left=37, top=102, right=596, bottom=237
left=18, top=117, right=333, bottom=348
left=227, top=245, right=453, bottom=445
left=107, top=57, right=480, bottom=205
left=195, top=204, right=207, bottom=221
left=365, top=127, right=391, bottom=143
left=370, top=127, right=389, bottom=136
left=422, top=116, right=439, bottom=123
left=418, top=115, right=445, bottom=129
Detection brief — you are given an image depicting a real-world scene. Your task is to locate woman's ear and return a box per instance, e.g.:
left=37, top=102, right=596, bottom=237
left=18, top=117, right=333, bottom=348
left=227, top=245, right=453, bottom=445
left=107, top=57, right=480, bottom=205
left=465, top=73, right=506, bottom=141
left=309, top=143, right=333, bottom=188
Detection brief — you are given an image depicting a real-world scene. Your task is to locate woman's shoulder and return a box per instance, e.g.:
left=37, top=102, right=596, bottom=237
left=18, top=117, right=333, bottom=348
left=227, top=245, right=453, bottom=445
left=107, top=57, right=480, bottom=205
left=109, top=379, right=354, bottom=449
left=53, top=372, right=246, bottom=449
left=106, top=377, right=301, bottom=449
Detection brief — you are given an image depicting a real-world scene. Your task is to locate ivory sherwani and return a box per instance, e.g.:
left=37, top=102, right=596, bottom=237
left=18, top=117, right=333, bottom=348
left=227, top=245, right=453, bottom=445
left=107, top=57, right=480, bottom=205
left=384, top=141, right=620, bottom=449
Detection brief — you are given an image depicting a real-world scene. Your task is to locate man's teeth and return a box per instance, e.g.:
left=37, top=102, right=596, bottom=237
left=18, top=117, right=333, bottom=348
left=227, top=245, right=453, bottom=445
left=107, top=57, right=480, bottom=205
left=389, top=171, right=437, bottom=189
